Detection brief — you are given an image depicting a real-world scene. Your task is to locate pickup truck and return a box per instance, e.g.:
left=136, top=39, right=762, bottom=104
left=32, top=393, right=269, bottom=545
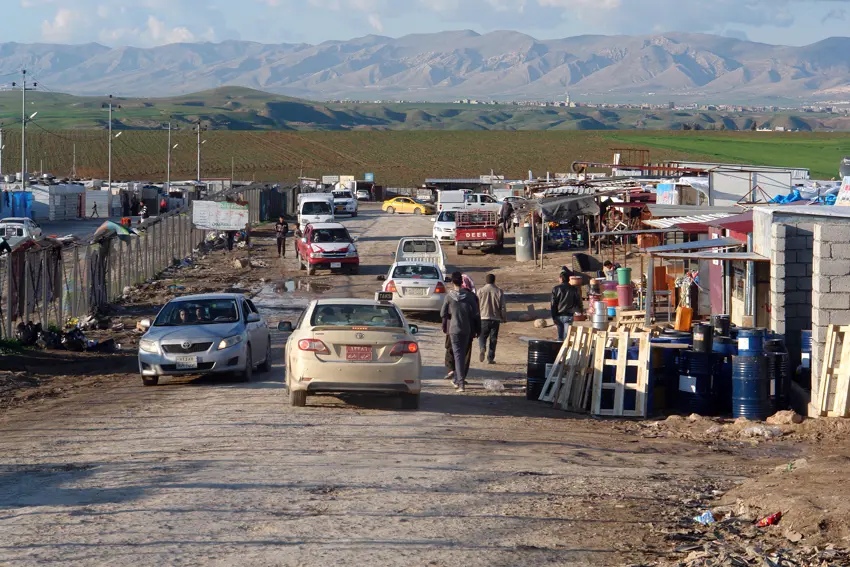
left=392, top=237, right=447, bottom=275
left=437, top=190, right=502, bottom=214
left=295, top=222, right=360, bottom=275
left=455, top=210, right=503, bottom=255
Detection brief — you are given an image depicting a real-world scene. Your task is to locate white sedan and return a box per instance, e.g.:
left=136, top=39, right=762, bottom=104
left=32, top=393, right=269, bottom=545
left=431, top=210, right=456, bottom=243
left=380, top=262, right=447, bottom=313
left=282, top=299, right=422, bottom=409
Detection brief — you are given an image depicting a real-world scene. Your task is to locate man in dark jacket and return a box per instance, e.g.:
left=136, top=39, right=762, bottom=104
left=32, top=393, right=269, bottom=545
left=441, top=271, right=481, bottom=393
left=551, top=271, right=583, bottom=341
left=274, top=216, right=289, bottom=257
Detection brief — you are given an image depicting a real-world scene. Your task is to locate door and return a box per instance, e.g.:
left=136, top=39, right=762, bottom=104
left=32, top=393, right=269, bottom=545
left=398, top=198, right=413, bottom=214
left=241, top=300, right=263, bottom=360
left=246, top=299, right=269, bottom=356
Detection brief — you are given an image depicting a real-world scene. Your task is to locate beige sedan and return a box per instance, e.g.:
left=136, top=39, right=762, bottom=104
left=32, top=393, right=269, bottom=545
left=282, top=298, right=422, bottom=409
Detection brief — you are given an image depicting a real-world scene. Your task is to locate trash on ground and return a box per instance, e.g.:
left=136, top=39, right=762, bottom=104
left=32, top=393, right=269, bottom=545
left=756, top=511, right=782, bottom=527
left=693, top=511, right=715, bottom=525
left=483, top=379, right=506, bottom=392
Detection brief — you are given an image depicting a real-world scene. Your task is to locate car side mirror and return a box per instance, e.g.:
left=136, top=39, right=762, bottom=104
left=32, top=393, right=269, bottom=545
left=139, top=318, right=152, bottom=331
left=409, top=325, right=419, bottom=335
left=352, top=236, right=359, bottom=242
left=390, top=252, right=396, bottom=259
left=301, top=237, right=307, bottom=244
left=247, top=313, right=261, bottom=323
left=431, top=217, right=436, bottom=222
left=277, top=321, right=293, bottom=332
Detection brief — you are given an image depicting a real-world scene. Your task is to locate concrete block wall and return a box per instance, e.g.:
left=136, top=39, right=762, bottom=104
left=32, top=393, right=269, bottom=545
left=770, top=222, right=813, bottom=371
left=812, top=223, right=850, bottom=402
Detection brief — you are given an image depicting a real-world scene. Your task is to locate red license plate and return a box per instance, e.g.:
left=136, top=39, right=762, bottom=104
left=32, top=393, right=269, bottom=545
left=346, top=345, right=373, bottom=361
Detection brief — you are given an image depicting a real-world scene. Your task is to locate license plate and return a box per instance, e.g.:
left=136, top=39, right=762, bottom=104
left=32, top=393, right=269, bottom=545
left=346, top=345, right=373, bottom=361
left=330, top=262, right=342, bottom=268
left=404, top=287, right=428, bottom=296
left=376, top=292, right=393, bottom=302
left=176, top=356, right=198, bottom=370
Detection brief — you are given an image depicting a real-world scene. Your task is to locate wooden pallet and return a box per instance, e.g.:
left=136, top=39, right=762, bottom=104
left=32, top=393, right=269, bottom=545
left=817, top=325, right=850, bottom=417
left=555, top=327, right=596, bottom=412
left=538, top=326, right=578, bottom=403
left=591, top=330, right=651, bottom=417
left=616, top=309, right=650, bottom=330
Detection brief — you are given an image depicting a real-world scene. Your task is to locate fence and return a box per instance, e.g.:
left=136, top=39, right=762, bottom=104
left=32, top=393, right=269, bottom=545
left=0, top=208, right=206, bottom=339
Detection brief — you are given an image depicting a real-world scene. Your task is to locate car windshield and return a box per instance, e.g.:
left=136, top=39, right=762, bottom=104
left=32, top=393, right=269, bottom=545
left=311, top=304, right=403, bottom=328
left=2, top=225, right=24, bottom=237
left=302, top=202, right=331, bottom=215
left=413, top=199, right=429, bottom=205
left=392, top=265, right=441, bottom=280
left=402, top=240, right=437, bottom=253
left=333, top=192, right=353, bottom=199
left=311, top=228, right=352, bottom=243
left=154, top=299, right=240, bottom=326
left=437, top=211, right=456, bottom=223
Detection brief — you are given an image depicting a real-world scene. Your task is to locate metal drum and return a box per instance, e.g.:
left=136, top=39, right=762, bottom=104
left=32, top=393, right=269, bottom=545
left=737, top=328, right=765, bottom=357
left=692, top=323, right=714, bottom=354
left=677, top=350, right=716, bottom=415
left=765, top=339, right=790, bottom=412
left=527, top=340, right=561, bottom=400
left=732, top=355, right=770, bottom=420
left=711, top=314, right=731, bottom=337
left=712, top=337, right=738, bottom=357
left=515, top=226, right=535, bottom=262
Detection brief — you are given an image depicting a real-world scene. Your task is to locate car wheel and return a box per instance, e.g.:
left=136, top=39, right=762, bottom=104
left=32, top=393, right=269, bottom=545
left=387, top=206, right=395, bottom=214
left=401, top=393, right=420, bottom=410
left=240, top=348, right=253, bottom=382
left=414, top=208, right=422, bottom=215
left=142, top=376, right=159, bottom=387
left=290, top=389, right=307, bottom=407
left=259, top=340, right=272, bottom=373
left=349, top=265, right=360, bottom=275
left=457, top=247, right=464, bottom=255
left=352, top=211, right=358, bottom=217
left=307, top=264, right=316, bottom=276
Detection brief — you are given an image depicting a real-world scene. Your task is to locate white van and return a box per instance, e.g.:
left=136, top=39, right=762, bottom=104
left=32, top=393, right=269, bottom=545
left=437, top=190, right=467, bottom=213
left=298, top=193, right=335, bottom=231
left=392, top=237, right=447, bottom=276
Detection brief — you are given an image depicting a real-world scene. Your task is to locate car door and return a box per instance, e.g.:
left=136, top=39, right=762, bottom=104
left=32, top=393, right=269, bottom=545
left=402, top=198, right=416, bottom=214
left=246, top=299, right=268, bottom=355
left=241, top=299, right=261, bottom=357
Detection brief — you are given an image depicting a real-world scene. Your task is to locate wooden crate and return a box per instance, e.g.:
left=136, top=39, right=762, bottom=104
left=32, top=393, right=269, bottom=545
left=538, top=327, right=596, bottom=412
left=817, top=325, right=850, bottom=417
left=591, top=330, right=651, bottom=418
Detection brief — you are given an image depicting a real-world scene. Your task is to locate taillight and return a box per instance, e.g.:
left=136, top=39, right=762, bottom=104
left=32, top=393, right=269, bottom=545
left=385, top=280, right=397, bottom=293
left=435, top=282, right=447, bottom=294
left=390, top=341, right=419, bottom=356
left=298, top=339, right=329, bottom=354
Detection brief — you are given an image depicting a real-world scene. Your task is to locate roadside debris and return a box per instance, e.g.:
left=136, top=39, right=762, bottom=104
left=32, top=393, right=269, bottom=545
left=757, top=511, right=783, bottom=527
left=692, top=511, right=715, bottom=525
left=483, top=379, right=506, bottom=392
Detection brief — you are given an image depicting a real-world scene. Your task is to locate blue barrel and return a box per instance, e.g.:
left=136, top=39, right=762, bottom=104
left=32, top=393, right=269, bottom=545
left=713, top=337, right=738, bottom=356
left=801, top=330, right=813, bottom=354
left=677, top=350, right=716, bottom=415
left=732, top=355, right=770, bottom=420
left=527, top=340, right=561, bottom=400
left=737, top=329, right=765, bottom=356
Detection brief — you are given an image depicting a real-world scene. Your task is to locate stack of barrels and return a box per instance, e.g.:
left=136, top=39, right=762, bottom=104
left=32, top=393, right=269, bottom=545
left=616, top=268, right=634, bottom=310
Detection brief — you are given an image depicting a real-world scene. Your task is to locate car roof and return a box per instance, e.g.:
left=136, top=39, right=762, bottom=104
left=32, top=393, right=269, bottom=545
left=307, top=223, right=347, bottom=230
left=169, top=293, right=244, bottom=302
left=315, top=298, right=398, bottom=307
left=0, top=218, right=30, bottom=223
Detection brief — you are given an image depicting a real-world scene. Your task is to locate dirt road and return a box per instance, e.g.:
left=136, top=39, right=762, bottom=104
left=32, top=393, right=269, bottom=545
left=0, top=208, right=804, bottom=566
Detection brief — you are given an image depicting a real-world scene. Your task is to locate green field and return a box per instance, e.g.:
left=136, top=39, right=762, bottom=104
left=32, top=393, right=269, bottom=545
left=0, top=129, right=845, bottom=186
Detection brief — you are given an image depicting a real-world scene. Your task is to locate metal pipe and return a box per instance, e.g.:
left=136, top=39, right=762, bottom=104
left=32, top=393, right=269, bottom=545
left=745, top=234, right=755, bottom=319
left=21, top=70, right=26, bottom=189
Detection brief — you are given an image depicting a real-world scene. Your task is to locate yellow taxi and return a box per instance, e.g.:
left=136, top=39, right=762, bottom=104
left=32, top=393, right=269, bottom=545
left=381, top=197, right=437, bottom=216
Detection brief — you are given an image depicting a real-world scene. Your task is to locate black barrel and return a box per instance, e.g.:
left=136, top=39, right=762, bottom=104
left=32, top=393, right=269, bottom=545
left=765, top=350, right=791, bottom=412
left=714, top=358, right=733, bottom=414
left=527, top=340, right=561, bottom=400
left=711, top=314, right=731, bottom=337
left=692, top=323, right=714, bottom=354
left=677, top=350, right=716, bottom=415
left=764, top=339, right=786, bottom=354
left=732, top=355, right=770, bottom=420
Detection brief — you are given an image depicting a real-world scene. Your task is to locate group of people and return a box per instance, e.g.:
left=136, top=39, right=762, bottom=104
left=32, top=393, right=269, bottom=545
left=440, top=272, right=508, bottom=393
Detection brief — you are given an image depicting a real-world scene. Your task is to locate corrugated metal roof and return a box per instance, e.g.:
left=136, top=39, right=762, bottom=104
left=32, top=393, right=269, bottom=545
left=426, top=179, right=490, bottom=184
left=542, top=186, right=597, bottom=196
left=653, top=251, right=769, bottom=262
left=644, top=212, right=737, bottom=229
left=645, top=236, right=744, bottom=254
left=647, top=204, right=743, bottom=217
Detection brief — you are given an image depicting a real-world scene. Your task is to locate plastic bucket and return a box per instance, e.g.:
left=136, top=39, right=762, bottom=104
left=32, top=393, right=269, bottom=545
left=603, top=280, right=618, bottom=292
left=607, top=307, right=617, bottom=317
left=605, top=297, right=619, bottom=308
left=617, top=285, right=634, bottom=307
left=616, top=267, right=632, bottom=285
left=569, top=276, right=583, bottom=287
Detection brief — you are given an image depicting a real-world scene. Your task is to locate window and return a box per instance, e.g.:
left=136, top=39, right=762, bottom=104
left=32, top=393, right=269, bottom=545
left=154, top=299, right=239, bottom=326
left=402, top=240, right=437, bottom=253
left=437, top=211, right=456, bottom=222
left=333, top=191, right=353, bottom=199
left=302, top=201, right=331, bottom=215
left=311, top=228, right=352, bottom=243
left=241, top=301, right=252, bottom=321
left=481, top=195, right=496, bottom=203
left=392, top=265, right=441, bottom=280
left=246, top=299, right=259, bottom=314
left=310, top=304, right=403, bottom=328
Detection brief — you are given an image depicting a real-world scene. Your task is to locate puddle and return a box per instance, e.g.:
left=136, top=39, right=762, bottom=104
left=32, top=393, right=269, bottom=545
left=271, top=278, right=333, bottom=294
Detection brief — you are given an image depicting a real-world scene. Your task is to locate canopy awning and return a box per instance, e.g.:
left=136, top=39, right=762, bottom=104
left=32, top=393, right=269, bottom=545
left=589, top=228, right=682, bottom=237
left=653, top=251, right=768, bottom=262
left=644, top=212, right=738, bottom=229
left=703, top=210, right=755, bottom=234
left=646, top=204, right=742, bottom=217
left=645, top=236, right=744, bottom=254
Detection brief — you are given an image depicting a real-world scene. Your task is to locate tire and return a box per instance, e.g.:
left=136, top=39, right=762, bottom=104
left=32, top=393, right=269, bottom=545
left=142, top=376, right=159, bottom=387
left=457, top=247, right=464, bottom=255
left=401, top=393, right=420, bottom=410
left=414, top=208, right=422, bottom=215
left=349, top=265, right=360, bottom=275
left=290, top=389, right=307, bottom=407
left=239, top=348, right=253, bottom=382
left=387, top=206, right=395, bottom=214
left=307, top=264, right=316, bottom=276
left=352, top=211, right=358, bottom=217
left=259, top=340, right=272, bottom=373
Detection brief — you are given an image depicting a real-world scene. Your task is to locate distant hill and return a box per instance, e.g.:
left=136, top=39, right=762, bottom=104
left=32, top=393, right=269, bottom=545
left=2, top=32, right=850, bottom=102
left=0, top=86, right=847, bottom=131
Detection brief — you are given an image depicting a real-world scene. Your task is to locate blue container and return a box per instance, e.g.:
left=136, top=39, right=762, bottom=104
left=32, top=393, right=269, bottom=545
left=677, top=350, right=717, bottom=415
left=713, top=337, right=738, bottom=356
left=801, top=330, right=813, bottom=354
left=732, top=355, right=770, bottom=420
left=607, top=306, right=617, bottom=317
left=737, top=329, right=766, bottom=356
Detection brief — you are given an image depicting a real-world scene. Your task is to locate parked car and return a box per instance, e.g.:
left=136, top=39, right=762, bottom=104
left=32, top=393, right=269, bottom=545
left=283, top=298, right=422, bottom=408
left=356, top=188, right=371, bottom=201
left=137, top=293, right=271, bottom=386
left=295, top=222, right=359, bottom=275
left=431, top=210, right=456, bottom=243
left=332, top=189, right=358, bottom=217
left=381, top=262, right=447, bottom=312
left=382, top=197, right=436, bottom=216
left=0, top=217, right=42, bottom=248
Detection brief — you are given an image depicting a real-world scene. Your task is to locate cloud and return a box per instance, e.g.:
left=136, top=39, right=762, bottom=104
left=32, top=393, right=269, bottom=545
left=822, top=7, right=846, bottom=23
left=367, top=13, right=384, bottom=32
left=41, top=8, right=81, bottom=42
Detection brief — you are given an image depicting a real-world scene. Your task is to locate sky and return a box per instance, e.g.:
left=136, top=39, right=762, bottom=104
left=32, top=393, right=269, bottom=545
left=7, top=0, right=850, bottom=47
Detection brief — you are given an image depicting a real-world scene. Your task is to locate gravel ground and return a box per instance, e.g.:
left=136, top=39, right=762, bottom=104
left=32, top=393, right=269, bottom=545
left=0, top=207, right=820, bottom=566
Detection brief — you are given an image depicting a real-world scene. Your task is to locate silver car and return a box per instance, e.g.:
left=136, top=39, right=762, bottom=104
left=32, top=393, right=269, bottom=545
left=380, top=262, right=447, bottom=313
left=137, top=293, right=271, bottom=386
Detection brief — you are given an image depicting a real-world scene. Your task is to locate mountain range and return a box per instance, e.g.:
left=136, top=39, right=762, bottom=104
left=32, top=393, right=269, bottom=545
left=2, top=32, right=850, bottom=102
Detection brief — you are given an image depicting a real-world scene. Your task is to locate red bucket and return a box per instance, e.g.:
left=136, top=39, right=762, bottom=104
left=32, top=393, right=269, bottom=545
left=617, top=284, right=634, bottom=307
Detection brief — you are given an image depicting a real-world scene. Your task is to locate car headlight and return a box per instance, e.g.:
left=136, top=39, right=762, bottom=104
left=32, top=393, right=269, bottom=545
left=310, top=252, right=319, bottom=259
left=346, top=246, right=358, bottom=258
left=218, top=335, right=243, bottom=350
left=139, top=338, right=158, bottom=353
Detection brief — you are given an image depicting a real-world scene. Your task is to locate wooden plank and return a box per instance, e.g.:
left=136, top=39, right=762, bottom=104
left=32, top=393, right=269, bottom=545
left=611, top=330, right=630, bottom=416
left=818, top=325, right=840, bottom=416
left=549, top=327, right=577, bottom=403
left=539, top=327, right=573, bottom=402
left=590, top=331, right=609, bottom=415
left=836, top=331, right=850, bottom=417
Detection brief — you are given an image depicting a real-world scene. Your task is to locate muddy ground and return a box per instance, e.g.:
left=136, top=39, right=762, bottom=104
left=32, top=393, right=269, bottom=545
left=1, top=205, right=849, bottom=566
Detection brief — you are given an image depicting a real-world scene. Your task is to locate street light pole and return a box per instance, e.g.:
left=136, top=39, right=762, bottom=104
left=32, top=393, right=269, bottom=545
left=165, top=121, right=178, bottom=191
left=103, top=95, right=121, bottom=191
left=12, top=70, right=37, bottom=189
left=0, top=127, right=4, bottom=177
left=195, top=120, right=207, bottom=183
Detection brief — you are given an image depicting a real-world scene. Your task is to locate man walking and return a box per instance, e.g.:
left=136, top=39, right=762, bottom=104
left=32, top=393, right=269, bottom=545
left=477, top=273, right=507, bottom=364
left=274, top=216, right=288, bottom=258
left=551, top=271, right=584, bottom=342
left=441, top=271, right=481, bottom=392
left=499, top=200, right=512, bottom=233
left=90, top=202, right=99, bottom=218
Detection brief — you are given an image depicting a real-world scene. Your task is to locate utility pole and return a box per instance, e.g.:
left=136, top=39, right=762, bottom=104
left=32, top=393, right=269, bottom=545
left=11, top=70, right=37, bottom=189
left=0, top=126, right=4, bottom=178
left=194, top=120, right=207, bottom=183
left=103, top=95, right=121, bottom=191
left=165, top=121, right=178, bottom=191
left=71, top=143, right=76, bottom=179
left=231, top=156, right=234, bottom=188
